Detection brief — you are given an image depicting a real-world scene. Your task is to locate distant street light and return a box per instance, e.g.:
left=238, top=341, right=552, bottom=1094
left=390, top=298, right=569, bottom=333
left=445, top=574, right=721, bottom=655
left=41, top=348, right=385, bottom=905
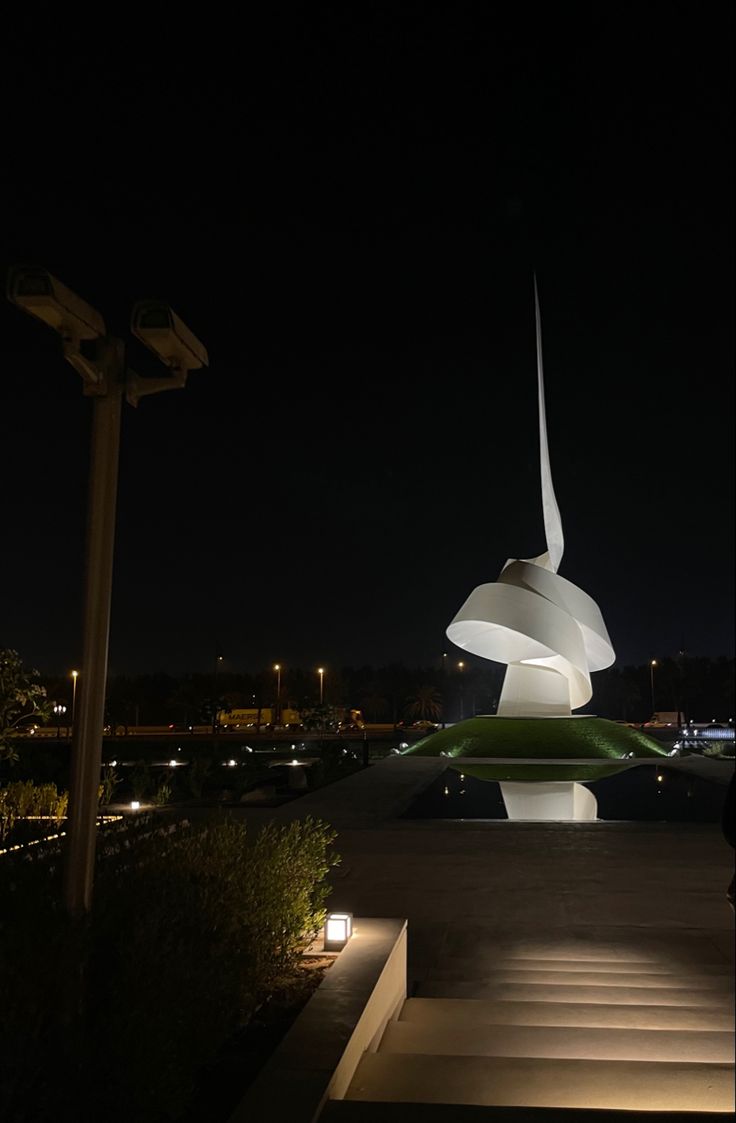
left=71, top=670, right=79, bottom=725
left=7, top=265, right=208, bottom=916
left=274, top=664, right=282, bottom=726
left=318, top=667, right=325, bottom=704
left=457, top=661, right=465, bottom=721
left=650, top=659, right=658, bottom=716
left=212, top=654, right=224, bottom=736
left=53, top=703, right=67, bottom=740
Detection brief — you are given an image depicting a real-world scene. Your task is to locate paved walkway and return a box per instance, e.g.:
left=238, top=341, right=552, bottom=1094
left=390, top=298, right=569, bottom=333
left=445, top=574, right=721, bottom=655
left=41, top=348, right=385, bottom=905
left=233, top=756, right=734, bottom=987
left=230, top=757, right=735, bottom=1115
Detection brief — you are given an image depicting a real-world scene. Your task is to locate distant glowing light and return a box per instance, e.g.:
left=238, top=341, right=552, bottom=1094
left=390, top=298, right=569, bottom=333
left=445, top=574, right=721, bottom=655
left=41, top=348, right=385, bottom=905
left=131, top=801, right=140, bottom=810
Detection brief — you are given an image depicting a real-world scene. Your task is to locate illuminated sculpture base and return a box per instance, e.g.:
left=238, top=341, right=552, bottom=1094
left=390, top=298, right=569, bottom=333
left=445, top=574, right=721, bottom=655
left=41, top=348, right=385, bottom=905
left=499, top=780, right=598, bottom=821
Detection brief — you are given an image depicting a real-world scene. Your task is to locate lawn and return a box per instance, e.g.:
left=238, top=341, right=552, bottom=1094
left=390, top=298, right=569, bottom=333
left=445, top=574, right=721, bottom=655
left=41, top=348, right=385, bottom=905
left=401, top=716, right=669, bottom=782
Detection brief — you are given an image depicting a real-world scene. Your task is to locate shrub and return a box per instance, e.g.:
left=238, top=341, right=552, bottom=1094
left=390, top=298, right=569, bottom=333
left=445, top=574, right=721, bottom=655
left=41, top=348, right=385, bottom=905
left=0, top=814, right=339, bottom=1122
left=100, top=764, right=120, bottom=805
left=0, top=780, right=68, bottom=842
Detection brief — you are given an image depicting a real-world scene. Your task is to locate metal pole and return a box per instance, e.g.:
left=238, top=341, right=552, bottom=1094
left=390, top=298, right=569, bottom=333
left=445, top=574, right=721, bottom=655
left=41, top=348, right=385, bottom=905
left=276, top=665, right=281, bottom=727
left=650, top=661, right=656, bottom=716
left=63, top=381, right=123, bottom=916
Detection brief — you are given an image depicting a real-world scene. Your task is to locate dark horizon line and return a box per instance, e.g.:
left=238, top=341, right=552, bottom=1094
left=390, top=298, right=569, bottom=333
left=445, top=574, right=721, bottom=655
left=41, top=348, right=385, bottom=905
left=34, top=650, right=736, bottom=680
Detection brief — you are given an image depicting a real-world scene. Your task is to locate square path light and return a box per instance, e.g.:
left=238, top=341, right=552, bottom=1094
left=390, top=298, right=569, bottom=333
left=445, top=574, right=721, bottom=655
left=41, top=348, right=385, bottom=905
left=324, top=912, right=353, bottom=951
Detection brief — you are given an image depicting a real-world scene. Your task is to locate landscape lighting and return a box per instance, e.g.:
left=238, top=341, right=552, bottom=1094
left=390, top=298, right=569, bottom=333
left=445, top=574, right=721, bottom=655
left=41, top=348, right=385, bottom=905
left=324, top=912, right=353, bottom=951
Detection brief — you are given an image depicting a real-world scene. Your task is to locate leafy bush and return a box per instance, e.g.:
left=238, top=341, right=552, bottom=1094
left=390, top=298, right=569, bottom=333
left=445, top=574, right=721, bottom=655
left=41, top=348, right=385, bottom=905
left=0, top=814, right=339, bottom=1122
left=0, top=780, right=67, bottom=842
left=153, top=776, right=173, bottom=804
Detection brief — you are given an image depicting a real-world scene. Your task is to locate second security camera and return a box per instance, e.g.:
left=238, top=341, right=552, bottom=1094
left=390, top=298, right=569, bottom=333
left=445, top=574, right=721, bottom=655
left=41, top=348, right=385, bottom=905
left=131, top=301, right=208, bottom=375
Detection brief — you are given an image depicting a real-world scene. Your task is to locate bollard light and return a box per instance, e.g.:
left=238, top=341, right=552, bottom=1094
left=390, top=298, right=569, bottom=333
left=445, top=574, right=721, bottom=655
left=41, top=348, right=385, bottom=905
left=324, top=912, right=353, bottom=951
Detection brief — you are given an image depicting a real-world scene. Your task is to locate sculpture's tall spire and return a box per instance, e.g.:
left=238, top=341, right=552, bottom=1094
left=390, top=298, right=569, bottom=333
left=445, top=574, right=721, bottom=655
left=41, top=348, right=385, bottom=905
left=532, top=274, right=564, bottom=573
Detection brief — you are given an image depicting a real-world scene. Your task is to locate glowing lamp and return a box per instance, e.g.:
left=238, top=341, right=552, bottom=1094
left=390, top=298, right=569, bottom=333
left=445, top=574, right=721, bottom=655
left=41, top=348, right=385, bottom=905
left=131, top=800, right=141, bottom=810
left=324, top=912, right=353, bottom=951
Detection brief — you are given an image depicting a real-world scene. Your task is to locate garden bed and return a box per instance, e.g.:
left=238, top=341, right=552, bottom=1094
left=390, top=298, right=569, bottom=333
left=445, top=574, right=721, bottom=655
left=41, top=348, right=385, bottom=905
left=181, top=952, right=336, bottom=1122
left=0, top=814, right=340, bottom=1123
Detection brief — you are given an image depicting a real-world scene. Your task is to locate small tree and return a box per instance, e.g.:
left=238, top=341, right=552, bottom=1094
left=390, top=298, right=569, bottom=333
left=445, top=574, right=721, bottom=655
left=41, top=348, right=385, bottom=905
left=0, top=649, right=52, bottom=763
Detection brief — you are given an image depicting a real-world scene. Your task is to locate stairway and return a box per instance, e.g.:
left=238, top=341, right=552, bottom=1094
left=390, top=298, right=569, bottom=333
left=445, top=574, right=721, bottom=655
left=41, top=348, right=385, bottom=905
left=336, top=939, right=735, bottom=1117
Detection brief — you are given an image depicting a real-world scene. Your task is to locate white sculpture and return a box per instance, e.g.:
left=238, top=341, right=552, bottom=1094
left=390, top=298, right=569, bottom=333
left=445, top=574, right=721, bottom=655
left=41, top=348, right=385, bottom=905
left=447, top=278, right=615, bottom=717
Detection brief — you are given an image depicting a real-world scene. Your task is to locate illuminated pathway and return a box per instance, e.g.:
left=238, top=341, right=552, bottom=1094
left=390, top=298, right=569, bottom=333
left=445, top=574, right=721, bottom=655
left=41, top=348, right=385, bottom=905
left=343, top=933, right=735, bottom=1114
left=230, top=755, right=736, bottom=1117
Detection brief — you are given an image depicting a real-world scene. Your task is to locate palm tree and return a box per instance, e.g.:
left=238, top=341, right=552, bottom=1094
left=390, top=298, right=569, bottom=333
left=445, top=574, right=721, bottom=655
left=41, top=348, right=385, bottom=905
left=404, top=684, right=443, bottom=722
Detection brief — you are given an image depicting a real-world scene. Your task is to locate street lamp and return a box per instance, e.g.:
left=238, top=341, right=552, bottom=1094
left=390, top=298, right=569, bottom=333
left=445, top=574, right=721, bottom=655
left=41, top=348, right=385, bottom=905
left=457, top=661, right=465, bottom=722
left=71, top=670, right=79, bottom=725
left=650, top=659, right=658, bottom=717
left=7, top=266, right=208, bottom=916
left=212, top=654, right=224, bottom=737
left=53, top=703, right=67, bottom=740
left=318, top=667, right=325, bottom=704
left=274, top=664, right=282, bottom=726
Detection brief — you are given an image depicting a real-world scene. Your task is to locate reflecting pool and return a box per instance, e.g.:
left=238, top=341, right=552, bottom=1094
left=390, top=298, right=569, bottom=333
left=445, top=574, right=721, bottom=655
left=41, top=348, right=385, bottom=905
left=402, top=764, right=728, bottom=822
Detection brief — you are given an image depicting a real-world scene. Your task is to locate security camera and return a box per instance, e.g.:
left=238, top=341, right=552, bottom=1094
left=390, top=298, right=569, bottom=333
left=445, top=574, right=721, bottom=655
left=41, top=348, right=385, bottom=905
left=7, top=266, right=106, bottom=342
left=131, top=301, right=208, bottom=375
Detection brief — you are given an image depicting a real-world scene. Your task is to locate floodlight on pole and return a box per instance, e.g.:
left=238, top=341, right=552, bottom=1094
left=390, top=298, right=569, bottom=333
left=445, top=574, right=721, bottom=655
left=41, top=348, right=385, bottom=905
left=53, top=703, right=67, bottom=740
left=318, top=667, right=325, bottom=704
left=7, top=265, right=208, bottom=916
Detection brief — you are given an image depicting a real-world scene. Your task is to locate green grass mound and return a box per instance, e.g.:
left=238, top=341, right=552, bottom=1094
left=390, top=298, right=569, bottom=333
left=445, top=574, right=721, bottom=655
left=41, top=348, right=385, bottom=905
left=401, top=716, right=668, bottom=783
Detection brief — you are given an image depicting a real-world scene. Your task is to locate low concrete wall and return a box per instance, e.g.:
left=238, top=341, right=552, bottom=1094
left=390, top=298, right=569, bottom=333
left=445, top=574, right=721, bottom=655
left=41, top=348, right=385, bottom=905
left=228, top=917, right=407, bottom=1123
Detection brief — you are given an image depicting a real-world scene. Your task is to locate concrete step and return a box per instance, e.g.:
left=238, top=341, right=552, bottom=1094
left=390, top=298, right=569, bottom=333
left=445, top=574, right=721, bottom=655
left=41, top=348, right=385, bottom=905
left=325, top=1100, right=733, bottom=1122
left=439, top=956, right=733, bottom=976
left=399, top=997, right=736, bottom=1032
left=442, top=938, right=733, bottom=966
left=379, top=1019, right=735, bottom=1063
left=345, top=1053, right=735, bottom=1113
left=422, top=966, right=733, bottom=989
left=414, top=979, right=733, bottom=1006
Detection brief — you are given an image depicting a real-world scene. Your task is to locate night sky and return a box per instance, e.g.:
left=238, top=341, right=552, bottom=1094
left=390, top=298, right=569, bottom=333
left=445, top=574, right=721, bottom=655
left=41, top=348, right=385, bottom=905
left=1, top=6, right=733, bottom=677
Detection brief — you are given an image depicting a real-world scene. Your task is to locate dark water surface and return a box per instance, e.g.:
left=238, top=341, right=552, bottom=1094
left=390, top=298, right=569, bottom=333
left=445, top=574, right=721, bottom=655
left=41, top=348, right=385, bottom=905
left=402, top=764, right=728, bottom=822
